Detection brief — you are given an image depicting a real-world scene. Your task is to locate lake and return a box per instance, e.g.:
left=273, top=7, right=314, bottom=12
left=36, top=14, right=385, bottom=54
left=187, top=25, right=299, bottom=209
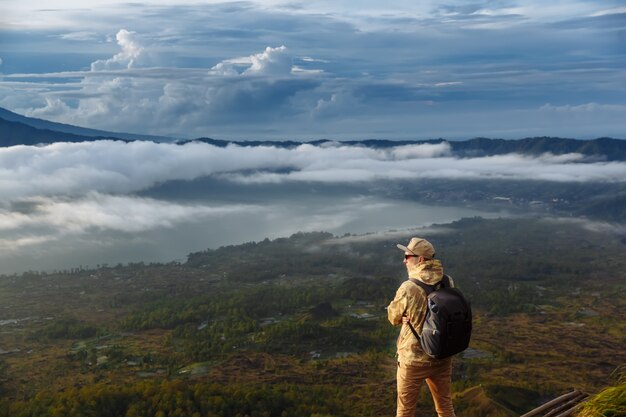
left=0, top=193, right=505, bottom=274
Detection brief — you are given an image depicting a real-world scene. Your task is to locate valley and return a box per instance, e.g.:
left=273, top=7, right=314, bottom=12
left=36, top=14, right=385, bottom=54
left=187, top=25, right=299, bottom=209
left=0, top=217, right=624, bottom=416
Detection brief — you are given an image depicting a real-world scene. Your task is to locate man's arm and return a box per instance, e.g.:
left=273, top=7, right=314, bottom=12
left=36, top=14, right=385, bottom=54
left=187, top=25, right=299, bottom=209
left=387, top=286, right=407, bottom=326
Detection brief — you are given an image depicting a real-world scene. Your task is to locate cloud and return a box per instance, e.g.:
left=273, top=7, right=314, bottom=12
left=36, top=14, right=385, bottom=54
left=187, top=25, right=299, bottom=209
left=0, top=192, right=260, bottom=249
left=1, top=138, right=625, bottom=272
left=0, top=189, right=487, bottom=273
left=4, top=41, right=318, bottom=136
left=1, top=141, right=624, bottom=209
left=209, top=45, right=294, bottom=76
left=218, top=144, right=626, bottom=184
left=3, top=0, right=626, bottom=272
left=322, top=226, right=454, bottom=245
left=2, top=1, right=626, bottom=139
left=2, top=1, right=605, bottom=32
left=311, top=92, right=360, bottom=119
left=58, top=31, right=99, bottom=41
left=540, top=102, right=626, bottom=113
left=541, top=217, right=626, bottom=235
left=90, top=29, right=144, bottom=71
left=390, top=143, right=451, bottom=159
left=25, top=97, right=72, bottom=119
left=209, top=62, right=239, bottom=76
left=244, top=45, right=292, bottom=76
left=590, top=7, right=626, bottom=17
left=0, top=192, right=266, bottom=260
left=0, top=187, right=281, bottom=271
left=434, top=82, right=463, bottom=87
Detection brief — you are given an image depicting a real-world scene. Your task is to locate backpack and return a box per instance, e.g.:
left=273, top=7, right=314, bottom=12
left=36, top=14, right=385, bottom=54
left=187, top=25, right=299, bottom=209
left=406, top=275, right=472, bottom=359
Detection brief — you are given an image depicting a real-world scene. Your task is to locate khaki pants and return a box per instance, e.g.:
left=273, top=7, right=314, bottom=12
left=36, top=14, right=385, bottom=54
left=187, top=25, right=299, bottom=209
left=396, top=358, right=456, bottom=417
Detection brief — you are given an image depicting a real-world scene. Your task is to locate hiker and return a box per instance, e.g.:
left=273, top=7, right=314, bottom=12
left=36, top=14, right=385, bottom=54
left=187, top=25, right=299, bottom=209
left=388, top=237, right=457, bottom=417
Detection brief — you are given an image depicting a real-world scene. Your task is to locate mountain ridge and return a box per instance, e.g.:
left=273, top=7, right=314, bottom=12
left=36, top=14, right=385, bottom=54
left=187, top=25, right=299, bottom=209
left=1, top=106, right=625, bottom=160
left=0, top=117, right=127, bottom=146
left=184, top=136, right=626, bottom=161
left=0, top=107, right=174, bottom=143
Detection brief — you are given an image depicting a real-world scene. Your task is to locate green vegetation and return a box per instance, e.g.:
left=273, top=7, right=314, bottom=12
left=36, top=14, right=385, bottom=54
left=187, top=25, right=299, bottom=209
left=36, top=317, right=100, bottom=340
left=0, top=217, right=624, bottom=416
left=575, top=372, right=626, bottom=417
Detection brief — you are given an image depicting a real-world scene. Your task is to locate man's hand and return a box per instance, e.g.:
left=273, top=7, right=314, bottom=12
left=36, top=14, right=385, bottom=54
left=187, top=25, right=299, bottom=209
left=402, top=315, right=410, bottom=325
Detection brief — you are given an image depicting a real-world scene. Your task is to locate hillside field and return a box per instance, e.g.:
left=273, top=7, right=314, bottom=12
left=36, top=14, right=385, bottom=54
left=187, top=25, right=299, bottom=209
left=0, top=217, right=624, bottom=416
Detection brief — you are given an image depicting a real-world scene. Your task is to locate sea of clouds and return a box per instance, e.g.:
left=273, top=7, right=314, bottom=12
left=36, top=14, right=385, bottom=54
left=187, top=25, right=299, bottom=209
left=1, top=140, right=625, bottom=273
left=4, top=140, right=625, bottom=199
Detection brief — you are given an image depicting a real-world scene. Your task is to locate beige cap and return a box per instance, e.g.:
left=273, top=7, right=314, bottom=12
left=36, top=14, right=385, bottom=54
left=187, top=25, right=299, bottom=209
left=397, top=237, right=435, bottom=259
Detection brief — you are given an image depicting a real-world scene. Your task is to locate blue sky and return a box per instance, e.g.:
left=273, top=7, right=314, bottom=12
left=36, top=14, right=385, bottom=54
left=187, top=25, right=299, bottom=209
left=1, top=0, right=626, bottom=139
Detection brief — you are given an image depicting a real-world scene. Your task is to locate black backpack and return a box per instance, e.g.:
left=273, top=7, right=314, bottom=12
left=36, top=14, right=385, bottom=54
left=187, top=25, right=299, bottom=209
left=406, top=275, right=472, bottom=359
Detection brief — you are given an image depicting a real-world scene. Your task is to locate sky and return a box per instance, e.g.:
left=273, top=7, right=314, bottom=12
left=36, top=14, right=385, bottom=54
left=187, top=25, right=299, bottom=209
left=1, top=1, right=626, bottom=274
left=1, top=0, right=626, bottom=140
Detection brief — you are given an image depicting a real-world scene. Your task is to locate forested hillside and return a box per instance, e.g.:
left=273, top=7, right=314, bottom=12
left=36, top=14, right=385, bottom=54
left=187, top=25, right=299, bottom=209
left=0, top=217, right=624, bottom=416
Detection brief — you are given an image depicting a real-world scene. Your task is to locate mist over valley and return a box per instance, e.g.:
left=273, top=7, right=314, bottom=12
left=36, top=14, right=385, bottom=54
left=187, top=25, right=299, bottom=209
left=1, top=130, right=625, bottom=274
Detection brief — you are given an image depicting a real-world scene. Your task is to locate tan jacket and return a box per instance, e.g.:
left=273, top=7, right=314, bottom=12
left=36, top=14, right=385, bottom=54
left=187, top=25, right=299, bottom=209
left=387, top=259, right=455, bottom=365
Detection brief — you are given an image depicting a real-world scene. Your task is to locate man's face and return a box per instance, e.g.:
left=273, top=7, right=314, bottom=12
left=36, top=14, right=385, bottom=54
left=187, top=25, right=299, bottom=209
left=403, top=254, right=419, bottom=271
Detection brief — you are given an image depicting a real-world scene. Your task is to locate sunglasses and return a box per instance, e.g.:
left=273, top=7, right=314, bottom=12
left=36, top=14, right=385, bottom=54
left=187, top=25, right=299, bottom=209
left=404, top=254, right=417, bottom=260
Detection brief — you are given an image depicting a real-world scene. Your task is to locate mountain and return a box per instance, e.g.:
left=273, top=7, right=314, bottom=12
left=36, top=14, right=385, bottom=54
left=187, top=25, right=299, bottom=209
left=1, top=106, right=625, bottom=161
left=450, top=136, right=626, bottom=161
left=0, top=117, right=117, bottom=146
left=186, top=136, right=626, bottom=161
left=0, top=107, right=174, bottom=143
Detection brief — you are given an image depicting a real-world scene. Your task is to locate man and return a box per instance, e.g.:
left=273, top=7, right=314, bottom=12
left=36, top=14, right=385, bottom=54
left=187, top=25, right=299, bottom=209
left=388, top=237, right=456, bottom=417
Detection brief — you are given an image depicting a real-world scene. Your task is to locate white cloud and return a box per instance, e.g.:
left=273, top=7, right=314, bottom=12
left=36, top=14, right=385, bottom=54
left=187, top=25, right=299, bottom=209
left=90, top=29, right=144, bottom=71
left=58, top=31, right=99, bottom=41
left=3, top=1, right=626, bottom=140
left=541, top=217, right=626, bottom=235
left=312, top=92, right=359, bottom=119
left=209, top=45, right=294, bottom=76
left=244, top=45, right=292, bottom=76
left=0, top=193, right=260, bottom=248
left=1, top=141, right=624, bottom=206
left=291, top=66, right=324, bottom=75
left=0, top=190, right=487, bottom=272
left=471, top=8, right=524, bottom=17
left=3, top=42, right=316, bottom=136
left=0, top=235, right=57, bottom=251
left=301, top=56, right=329, bottom=63
left=3, top=1, right=603, bottom=31
left=0, top=138, right=624, bottom=272
left=541, top=102, right=626, bottom=113
left=44, top=194, right=257, bottom=233
left=323, top=226, right=454, bottom=245
left=221, top=146, right=626, bottom=184
left=25, top=97, right=72, bottom=119
left=208, top=62, right=239, bottom=76
left=390, top=143, right=451, bottom=159
left=590, top=7, right=626, bottom=17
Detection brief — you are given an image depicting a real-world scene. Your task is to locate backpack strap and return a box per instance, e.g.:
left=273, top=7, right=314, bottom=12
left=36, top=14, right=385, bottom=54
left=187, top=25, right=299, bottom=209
left=407, top=274, right=449, bottom=295
left=408, top=277, right=431, bottom=293
left=439, top=274, right=451, bottom=289
left=405, top=275, right=450, bottom=341
left=407, top=320, right=421, bottom=342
